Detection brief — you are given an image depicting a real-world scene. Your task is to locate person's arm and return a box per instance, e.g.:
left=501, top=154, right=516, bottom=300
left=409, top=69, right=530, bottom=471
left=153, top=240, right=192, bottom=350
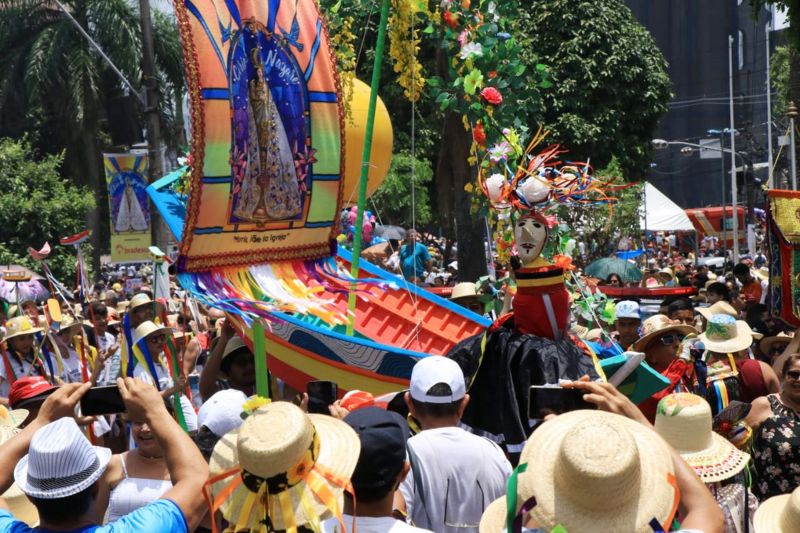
left=117, top=377, right=208, bottom=531
left=745, top=396, right=772, bottom=432
left=759, top=361, right=782, bottom=394
left=199, top=321, right=233, bottom=400
left=568, top=380, right=723, bottom=532
left=182, top=337, right=201, bottom=376
left=93, top=453, right=124, bottom=523
left=0, top=382, right=92, bottom=498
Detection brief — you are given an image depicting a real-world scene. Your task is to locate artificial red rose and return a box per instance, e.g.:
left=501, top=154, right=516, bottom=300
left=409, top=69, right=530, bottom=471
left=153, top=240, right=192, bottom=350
left=480, top=87, right=503, bottom=105
left=487, top=70, right=498, bottom=79
left=473, top=122, right=486, bottom=145
left=443, top=10, right=459, bottom=29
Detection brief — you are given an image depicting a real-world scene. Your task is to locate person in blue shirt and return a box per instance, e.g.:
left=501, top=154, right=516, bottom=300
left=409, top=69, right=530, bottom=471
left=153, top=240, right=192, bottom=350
left=0, top=378, right=208, bottom=533
left=399, top=230, right=431, bottom=283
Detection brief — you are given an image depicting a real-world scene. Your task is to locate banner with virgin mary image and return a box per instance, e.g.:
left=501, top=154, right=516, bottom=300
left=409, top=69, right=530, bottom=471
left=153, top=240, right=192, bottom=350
left=175, top=0, right=344, bottom=271
left=104, top=153, right=151, bottom=262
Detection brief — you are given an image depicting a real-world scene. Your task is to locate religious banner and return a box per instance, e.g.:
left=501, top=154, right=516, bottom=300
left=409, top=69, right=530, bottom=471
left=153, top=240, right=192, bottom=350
left=767, top=189, right=800, bottom=326
left=104, top=153, right=151, bottom=262
left=175, top=0, right=344, bottom=271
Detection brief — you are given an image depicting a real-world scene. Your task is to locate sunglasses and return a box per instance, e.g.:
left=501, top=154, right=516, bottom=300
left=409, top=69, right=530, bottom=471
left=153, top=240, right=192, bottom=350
left=147, top=334, right=167, bottom=344
left=658, top=333, right=684, bottom=346
left=786, top=370, right=800, bottom=381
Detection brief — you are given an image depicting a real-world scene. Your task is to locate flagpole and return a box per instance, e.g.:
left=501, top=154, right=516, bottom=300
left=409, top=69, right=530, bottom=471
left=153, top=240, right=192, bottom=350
left=346, top=0, right=392, bottom=336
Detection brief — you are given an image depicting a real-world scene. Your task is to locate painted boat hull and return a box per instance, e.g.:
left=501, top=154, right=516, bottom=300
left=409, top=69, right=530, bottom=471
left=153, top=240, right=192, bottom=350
left=147, top=170, right=490, bottom=395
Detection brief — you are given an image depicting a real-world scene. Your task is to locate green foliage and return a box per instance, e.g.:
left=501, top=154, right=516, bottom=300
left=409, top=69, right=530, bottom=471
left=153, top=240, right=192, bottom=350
left=554, top=157, right=643, bottom=263
left=370, top=151, right=433, bottom=226
left=0, top=137, right=94, bottom=281
left=750, top=1, right=800, bottom=49
left=516, top=0, right=672, bottom=179
left=771, top=45, right=791, bottom=115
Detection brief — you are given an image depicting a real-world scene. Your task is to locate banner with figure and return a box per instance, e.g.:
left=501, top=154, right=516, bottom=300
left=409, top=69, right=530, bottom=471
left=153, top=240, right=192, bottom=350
left=104, top=153, right=151, bottom=262
left=175, top=0, right=344, bottom=271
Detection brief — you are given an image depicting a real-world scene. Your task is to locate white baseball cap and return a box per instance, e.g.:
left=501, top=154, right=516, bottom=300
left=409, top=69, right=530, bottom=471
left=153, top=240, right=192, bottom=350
left=410, top=356, right=466, bottom=404
left=197, top=389, right=248, bottom=437
left=616, top=300, right=641, bottom=320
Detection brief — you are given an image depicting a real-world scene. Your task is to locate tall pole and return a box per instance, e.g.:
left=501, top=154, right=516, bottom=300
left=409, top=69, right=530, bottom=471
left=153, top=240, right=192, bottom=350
left=139, top=0, right=167, bottom=251
left=719, top=132, right=727, bottom=256
left=729, top=35, right=739, bottom=263
left=766, top=22, right=775, bottom=188
left=790, top=101, right=798, bottom=190
left=346, top=0, right=391, bottom=336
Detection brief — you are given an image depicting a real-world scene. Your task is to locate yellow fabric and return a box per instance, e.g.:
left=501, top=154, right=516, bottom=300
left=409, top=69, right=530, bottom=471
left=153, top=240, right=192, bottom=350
left=771, top=195, right=800, bottom=244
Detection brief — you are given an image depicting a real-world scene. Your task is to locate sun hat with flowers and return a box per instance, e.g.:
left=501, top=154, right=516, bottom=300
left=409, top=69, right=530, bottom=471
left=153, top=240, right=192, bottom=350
left=207, top=401, right=359, bottom=532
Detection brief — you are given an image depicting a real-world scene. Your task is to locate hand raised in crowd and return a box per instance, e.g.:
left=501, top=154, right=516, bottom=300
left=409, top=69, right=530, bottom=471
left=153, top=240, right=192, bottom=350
left=36, top=381, right=92, bottom=425
left=117, top=376, right=168, bottom=423
left=565, top=379, right=651, bottom=427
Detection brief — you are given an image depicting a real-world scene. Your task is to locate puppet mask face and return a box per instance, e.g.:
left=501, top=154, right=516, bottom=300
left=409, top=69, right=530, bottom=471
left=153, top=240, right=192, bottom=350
left=515, top=215, right=547, bottom=265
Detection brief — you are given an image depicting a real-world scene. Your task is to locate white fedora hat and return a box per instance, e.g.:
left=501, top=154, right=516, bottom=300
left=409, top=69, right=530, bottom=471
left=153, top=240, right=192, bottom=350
left=14, top=417, right=111, bottom=499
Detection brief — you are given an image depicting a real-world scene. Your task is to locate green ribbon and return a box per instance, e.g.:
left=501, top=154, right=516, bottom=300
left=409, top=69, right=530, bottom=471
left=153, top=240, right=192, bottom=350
left=506, top=462, right=528, bottom=532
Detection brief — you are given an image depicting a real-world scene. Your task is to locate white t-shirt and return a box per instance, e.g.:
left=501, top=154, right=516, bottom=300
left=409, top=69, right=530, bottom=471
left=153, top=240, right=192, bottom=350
left=321, top=515, right=431, bottom=533
left=60, top=347, right=86, bottom=384
left=133, top=360, right=198, bottom=431
left=399, top=427, right=512, bottom=533
left=0, top=354, right=41, bottom=398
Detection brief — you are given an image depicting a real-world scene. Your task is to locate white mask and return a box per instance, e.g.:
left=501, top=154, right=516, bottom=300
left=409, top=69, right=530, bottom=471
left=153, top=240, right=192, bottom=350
left=515, top=215, right=548, bottom=265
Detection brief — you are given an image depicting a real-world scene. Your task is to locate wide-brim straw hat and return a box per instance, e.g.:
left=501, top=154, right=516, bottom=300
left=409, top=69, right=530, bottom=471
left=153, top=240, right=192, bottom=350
left=0, top=426, right=38, bottom=527
left=209, top=401, right=360, bottom=531
left=654, top=393, right=749, bottom=483
left=4, top=316, right=43, bottom=341
left=656, top=268, right=674, bottom=282
left=131, top=320, right=172, bottom=346
left=760, top=331, right=794, bottom=355
left=696, top=301, right=738, bottom=321
left=0, top=405, right=29, bottom=428
left=754, top=486, right=800, bottom=533
left=479, top=410, right=678, bottom=533
left=221, top=336, right=251, bottom=361
left=127, top=293, right=165, bottom=314
left=699, top=314, right=753, bottom=354
left=633, top=314, right=697, bottom=352
left=451, top=282, right=479, bottom=302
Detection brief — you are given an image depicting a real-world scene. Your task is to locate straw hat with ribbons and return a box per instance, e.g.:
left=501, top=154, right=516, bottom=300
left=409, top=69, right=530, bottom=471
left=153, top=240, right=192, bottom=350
left=754, top=485, right=800, bottom=533
left=207, top=401, right=359, bottom=533
left=0, top=405, right=28, bottom=429
left=654, top=393, right=749, bottom=483
left=4, top=316, right=42, bottom=341
left=699, top=315, right=753, bottom=354
left=0, top=426, right=38, bottom=527
left=479, top=410, right=679, bottom=533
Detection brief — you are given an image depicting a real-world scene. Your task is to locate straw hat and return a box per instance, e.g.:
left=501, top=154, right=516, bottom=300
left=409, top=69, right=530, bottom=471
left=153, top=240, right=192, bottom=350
left=127, top=293, right=164, bottom=314
left=131, top=320, right=172, bottom=346
left=0, top=405, right=29, bottom=429
left=451, top=282, right=479, bottom=302
left=4, top=316, right=43, bottom=341
left=656, top=267, right=674, bottom=283
left=208, top=401, right=360, bottom=531
left=699, top=315, right=753, bottom=354
left=57, top=314, right=82, bottom=333
left=654, top=393, right=749, bottom=483
left=754, top=485, right=800, bottom=533
left=116, top=301, right=130, bottom=313
left=696, top=301, right=738, bottom=321
left=479, top=410, right=678, bottom=533
left=570, top=324, right=590, bottom=339
left=759, top=331, right=794, bottom=355
left=633, top=314, right=697, bottom=352
left=0, top=426, right=38, bottom=527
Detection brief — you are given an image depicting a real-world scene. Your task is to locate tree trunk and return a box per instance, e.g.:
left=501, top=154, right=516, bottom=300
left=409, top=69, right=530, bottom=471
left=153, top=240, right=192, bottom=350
left=79, top=128, right=105, bottom=276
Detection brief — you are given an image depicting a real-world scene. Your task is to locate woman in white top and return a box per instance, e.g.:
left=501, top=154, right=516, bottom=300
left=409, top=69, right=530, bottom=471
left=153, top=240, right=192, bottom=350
left=95, top=408, right=173, bottom=523
left=131, top=321, right=197, bottom=431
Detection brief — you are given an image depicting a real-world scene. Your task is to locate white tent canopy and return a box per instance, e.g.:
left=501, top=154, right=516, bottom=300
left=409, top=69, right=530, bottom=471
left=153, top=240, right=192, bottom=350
left=639, top=182, right=695, bottom=232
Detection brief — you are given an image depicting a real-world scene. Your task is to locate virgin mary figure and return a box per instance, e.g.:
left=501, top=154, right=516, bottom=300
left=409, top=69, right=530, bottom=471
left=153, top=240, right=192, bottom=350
left=232, top=44, right=302, bottom=223
left=115, top=176, right=149, bottom=232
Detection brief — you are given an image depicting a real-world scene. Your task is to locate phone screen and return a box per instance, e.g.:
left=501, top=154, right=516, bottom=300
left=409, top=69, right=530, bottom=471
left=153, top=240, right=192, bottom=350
left=80, top=385, right=127, bottom=416
left=528, top=386, right=596, bottom=419
left=307, top=381, right=338, bottom=415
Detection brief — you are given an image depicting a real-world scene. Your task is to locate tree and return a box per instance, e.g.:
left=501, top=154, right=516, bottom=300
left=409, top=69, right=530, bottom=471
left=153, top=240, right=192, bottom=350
left=0, top=137, right=95, bottom=281
left=370, top=151, right=433, bottom=227
left=0, top=0, right=185, bottom=265
left=516, top=0, right=672, bottom=178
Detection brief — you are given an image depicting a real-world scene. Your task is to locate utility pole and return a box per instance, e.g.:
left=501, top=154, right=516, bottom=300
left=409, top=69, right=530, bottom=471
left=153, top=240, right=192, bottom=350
left=719, top=131, right=727, bottom=257
left=766, top=21, right=774, bottom=188
left=728, top=35, right=739, bottom=263
left=139, top=0, right=167, bottom=251
left=790, top=101, right=798, bottom=190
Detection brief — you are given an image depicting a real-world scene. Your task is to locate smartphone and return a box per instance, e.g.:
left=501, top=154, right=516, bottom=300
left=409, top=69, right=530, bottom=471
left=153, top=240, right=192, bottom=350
left=528, top=385, right=596, bottom=419
left=307, top=380, right=338, bottom=415
left=80, top=385, right=126, bottom=416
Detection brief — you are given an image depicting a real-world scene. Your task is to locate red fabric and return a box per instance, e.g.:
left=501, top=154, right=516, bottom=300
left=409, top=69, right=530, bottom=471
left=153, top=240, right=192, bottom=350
left=736, top=358, right=767, bottom=403
left=512, top=284, right=570, bottom=339
left=638, top=358, right=695, bottom=423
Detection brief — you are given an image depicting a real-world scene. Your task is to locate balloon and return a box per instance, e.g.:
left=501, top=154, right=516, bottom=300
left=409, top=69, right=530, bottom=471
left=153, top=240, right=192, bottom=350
left=517, top=175, right=550, bottom=205
left=342, top=79, right=394, bottom=206
left=485, top=173, right=507, bottom=204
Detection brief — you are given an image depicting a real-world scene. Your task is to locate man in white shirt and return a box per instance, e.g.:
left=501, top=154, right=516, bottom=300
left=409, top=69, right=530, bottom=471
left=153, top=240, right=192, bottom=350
left=398, top=356, right=512, bottom=533
left=322, top=407, right=430, bottom=533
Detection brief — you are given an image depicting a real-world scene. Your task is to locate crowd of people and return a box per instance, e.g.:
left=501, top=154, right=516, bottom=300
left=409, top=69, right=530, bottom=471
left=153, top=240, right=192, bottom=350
left=0, top=237, right=799, bottom=533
